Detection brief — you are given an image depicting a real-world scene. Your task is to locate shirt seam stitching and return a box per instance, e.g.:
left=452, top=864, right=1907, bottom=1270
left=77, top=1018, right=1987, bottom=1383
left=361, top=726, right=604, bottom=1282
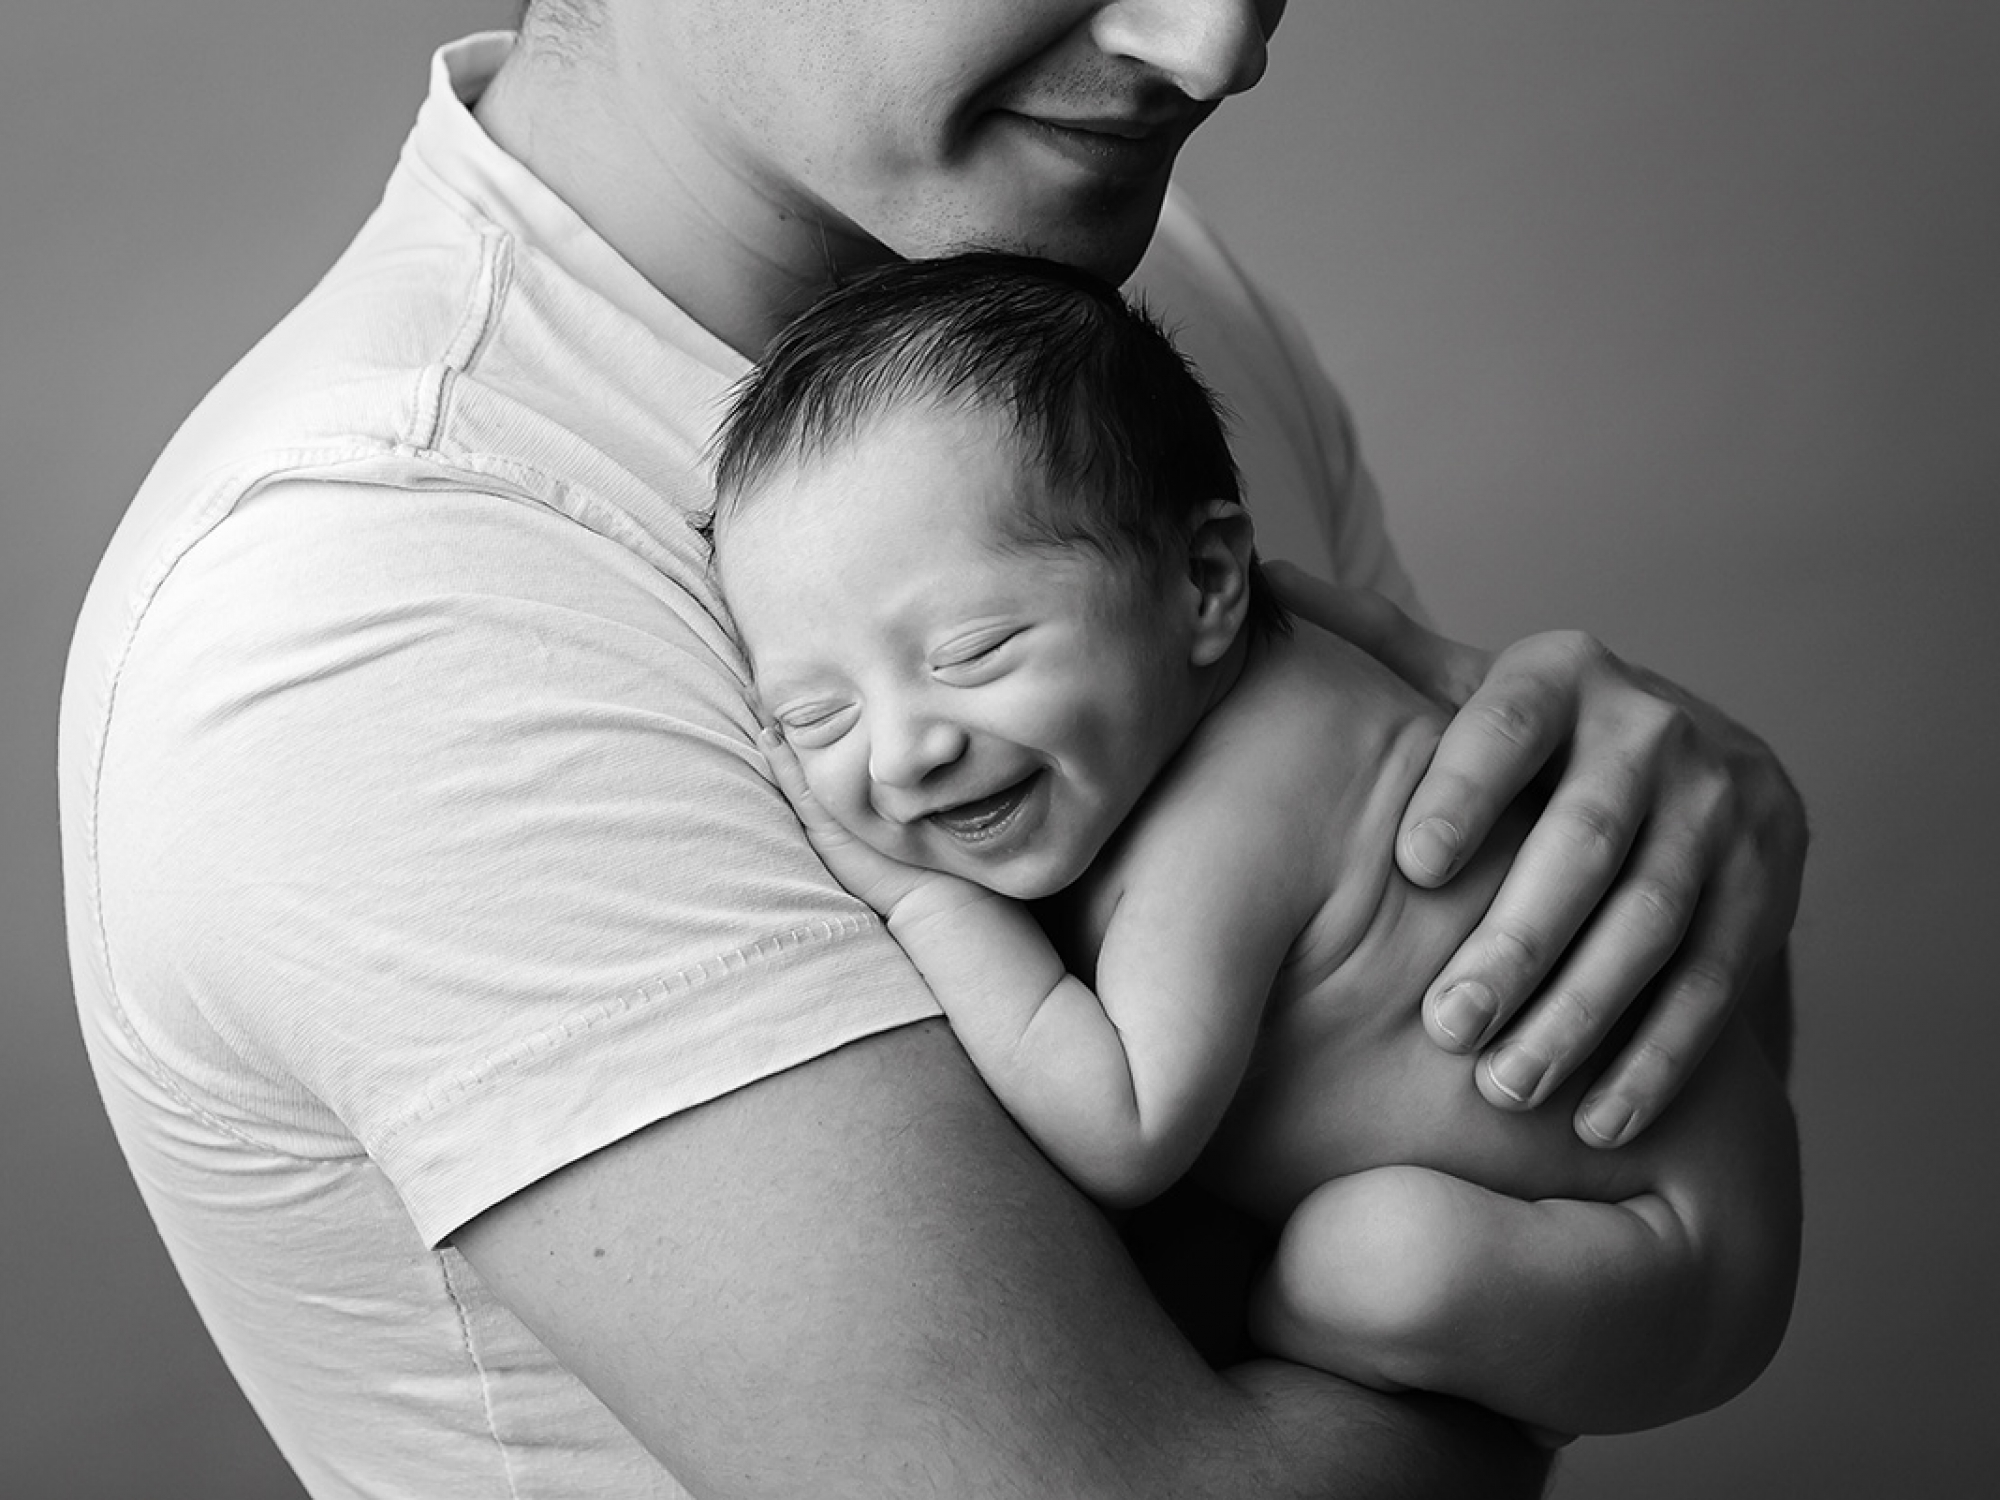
left=372, top=913, right=883, bottom=1152
left=410, top=227, right=513, bottom=455
left=438, top=1248, right=526, bottom=1499
left=80, top=456, right=848, bottom=1157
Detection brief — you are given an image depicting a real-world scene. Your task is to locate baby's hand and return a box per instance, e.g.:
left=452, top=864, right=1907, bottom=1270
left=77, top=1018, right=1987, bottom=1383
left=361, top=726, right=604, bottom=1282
left=757, top=724, right=951, bottom=920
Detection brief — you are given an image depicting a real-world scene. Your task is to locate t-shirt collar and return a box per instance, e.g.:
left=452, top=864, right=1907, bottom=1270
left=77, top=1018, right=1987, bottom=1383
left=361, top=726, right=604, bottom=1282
left=405, top=32, right=748, bottom=382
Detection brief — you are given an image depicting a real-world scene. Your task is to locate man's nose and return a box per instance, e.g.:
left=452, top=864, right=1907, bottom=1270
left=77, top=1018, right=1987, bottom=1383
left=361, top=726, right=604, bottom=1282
left=868, top=708, right=969, bottom=796
left=1091, top=0, right=1279, bottom=102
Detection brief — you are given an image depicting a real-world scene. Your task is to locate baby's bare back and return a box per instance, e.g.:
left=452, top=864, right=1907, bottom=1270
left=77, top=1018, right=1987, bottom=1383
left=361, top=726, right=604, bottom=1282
left=1066, top=624, right=1714, bottom=1227
left=1196, top=815, right=1672, bottom=1224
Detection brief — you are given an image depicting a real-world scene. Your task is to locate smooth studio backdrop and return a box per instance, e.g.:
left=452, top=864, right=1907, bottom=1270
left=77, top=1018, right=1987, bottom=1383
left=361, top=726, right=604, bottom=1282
left=5, top=4, right=1995, bottom=1495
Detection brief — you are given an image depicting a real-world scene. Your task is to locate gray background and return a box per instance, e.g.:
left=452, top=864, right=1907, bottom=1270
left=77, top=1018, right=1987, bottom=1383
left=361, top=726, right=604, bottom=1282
left=5, top=3, right=1995, bottom=1495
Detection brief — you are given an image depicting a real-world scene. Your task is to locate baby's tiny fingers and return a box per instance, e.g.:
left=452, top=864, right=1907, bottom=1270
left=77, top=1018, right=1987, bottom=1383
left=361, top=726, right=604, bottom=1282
left=758, top=724, right=831, bottom=823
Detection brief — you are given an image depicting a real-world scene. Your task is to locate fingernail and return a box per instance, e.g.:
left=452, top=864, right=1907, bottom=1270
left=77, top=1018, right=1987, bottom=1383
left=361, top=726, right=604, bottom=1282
left=1407, top=818, right=1461, bottom=881
left=1580, top=1095, right=1636, bottom=1147
left=1431, top=982, right=1497, bottom=1049
left=1486, top=1047, right=1549, bottom=1105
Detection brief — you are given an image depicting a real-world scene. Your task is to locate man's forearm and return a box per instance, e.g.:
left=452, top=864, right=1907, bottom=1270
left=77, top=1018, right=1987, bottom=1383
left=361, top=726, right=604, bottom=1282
left=1130, top=1181, right=1550, bottom=1496
left=457, top=1019, right=1546, bottom=1498
left=1226, top=1360, right=1551, bottom=1498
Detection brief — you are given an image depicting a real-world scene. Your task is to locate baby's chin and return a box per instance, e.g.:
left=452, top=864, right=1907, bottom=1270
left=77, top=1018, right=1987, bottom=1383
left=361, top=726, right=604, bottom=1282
left=844, top=822, right=1077, bottom=901
left=929, top=842, right=1100, bottom=905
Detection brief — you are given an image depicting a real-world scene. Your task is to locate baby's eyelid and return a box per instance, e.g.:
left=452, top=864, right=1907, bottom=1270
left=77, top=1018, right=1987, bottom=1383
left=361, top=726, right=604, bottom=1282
left=935, top=627, right=1021, bottom=668
left=775, top=699, right=854, bottom=736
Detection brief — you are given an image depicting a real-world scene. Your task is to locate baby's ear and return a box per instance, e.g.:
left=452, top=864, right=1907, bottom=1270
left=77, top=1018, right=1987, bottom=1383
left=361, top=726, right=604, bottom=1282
left=1184, top=500, right=1255, bottom=667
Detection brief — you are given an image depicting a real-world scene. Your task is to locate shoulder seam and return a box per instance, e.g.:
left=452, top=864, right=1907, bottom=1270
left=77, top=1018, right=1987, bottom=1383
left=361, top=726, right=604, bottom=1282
left=411, top=227, right=515, bottom=454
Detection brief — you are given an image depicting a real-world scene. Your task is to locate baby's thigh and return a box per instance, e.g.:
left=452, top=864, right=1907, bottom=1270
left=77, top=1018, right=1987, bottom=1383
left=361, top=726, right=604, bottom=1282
left=1244, top=1164, right=1513, bottom=1392
left=1264, top=1166, right=1496, bottom=1351
left=1261, top=1164, right=1697, bottom=1387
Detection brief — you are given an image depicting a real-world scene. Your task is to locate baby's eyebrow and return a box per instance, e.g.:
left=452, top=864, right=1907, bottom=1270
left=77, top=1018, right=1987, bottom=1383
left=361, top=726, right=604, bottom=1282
left=749, top=655, right=836, bottom=701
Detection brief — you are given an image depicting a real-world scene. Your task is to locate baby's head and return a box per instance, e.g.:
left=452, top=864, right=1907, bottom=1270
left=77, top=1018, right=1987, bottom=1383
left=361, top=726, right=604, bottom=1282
left=711, top=253, right=1288, bottom=898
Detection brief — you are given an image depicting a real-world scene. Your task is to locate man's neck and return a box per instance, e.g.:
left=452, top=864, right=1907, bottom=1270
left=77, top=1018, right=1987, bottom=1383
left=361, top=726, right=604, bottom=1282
left=472, top=34, right=887, bottom=357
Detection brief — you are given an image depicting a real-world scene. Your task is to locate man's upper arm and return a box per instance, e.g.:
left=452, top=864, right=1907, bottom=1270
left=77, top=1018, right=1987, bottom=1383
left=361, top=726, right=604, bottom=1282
left=454, top=1017, right=1546, bottom=1499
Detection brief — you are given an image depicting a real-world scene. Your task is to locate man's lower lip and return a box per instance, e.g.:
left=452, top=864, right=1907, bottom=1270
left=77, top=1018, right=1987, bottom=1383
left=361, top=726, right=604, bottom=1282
left=931, top=776, right=1038, bottom=842
left=1003, top=113, right=1178, bottom=179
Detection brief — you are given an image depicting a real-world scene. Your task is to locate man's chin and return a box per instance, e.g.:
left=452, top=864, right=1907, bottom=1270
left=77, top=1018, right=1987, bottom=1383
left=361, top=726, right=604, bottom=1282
left=1064, top=235, right=1154, bottom=288
left=1011, top=200, right=1166, bottom=285
left=902, top=188, right=1168, bottom=286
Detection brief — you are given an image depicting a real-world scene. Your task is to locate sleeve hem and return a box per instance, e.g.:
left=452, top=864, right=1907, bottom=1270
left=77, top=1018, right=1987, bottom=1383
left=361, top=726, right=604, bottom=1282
left=376, top=915, right=943, bottom=1246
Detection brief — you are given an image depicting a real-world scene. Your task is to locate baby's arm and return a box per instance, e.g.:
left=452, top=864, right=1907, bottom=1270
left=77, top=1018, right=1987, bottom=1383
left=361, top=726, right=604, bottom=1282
left=760, top=729, right=1300, bottom=1207
left=1249, top=998, right=1800, bottom=1436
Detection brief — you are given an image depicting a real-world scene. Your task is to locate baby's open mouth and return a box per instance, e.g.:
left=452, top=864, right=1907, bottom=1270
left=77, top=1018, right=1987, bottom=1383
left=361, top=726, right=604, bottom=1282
left=930, top=774, right=1039, bottom=842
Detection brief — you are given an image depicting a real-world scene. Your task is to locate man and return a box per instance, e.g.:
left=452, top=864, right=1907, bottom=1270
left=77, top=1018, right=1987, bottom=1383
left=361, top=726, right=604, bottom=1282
left=59, top=4, right=1803, bottom=1495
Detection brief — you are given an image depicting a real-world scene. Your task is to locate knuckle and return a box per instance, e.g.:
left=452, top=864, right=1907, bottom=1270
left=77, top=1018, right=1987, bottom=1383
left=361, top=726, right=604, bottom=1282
left=1622, top=876, right=1692, bottom=947
left=1556, top=797, right=1629, bottom=863
left=1669, top=954, right=1738, bottom=1007
left=1470, top=693, right=1541, bottom=750
left=1539, top=985, right=1604, bottom=1038
left=1659, top=831, right=1714, bottom=888
left=1689, top=761, right=1736, bottom=817
left=1608, top=693, right=1688, bottom=768
left=1545, top=628, right=1609, bottom=674
left=1637, top=694, right=1694, bottom=747
left=1483, top=923, right=1548, bottom=978
left=1623, top=1034, right=1684, bottom=1089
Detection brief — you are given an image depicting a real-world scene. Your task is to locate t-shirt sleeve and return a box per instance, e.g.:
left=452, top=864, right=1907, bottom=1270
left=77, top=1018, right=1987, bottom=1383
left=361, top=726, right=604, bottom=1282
left=93, top=478, right=940, bottom=1246
left=1252, top=294, right=1427, bottom=621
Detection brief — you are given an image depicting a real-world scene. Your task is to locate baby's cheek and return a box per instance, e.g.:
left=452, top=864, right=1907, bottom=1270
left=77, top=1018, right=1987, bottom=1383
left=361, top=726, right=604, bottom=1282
left=806, top=754, right=882, bottom=841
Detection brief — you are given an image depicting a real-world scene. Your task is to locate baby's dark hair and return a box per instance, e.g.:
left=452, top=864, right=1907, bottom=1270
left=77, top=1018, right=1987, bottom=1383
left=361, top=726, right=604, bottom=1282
left=711, top=252, right=1289, bottom=642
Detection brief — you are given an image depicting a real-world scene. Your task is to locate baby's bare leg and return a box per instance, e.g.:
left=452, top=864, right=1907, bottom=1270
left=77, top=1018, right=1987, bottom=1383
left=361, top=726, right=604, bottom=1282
left=1246, top=1164, right=1707, bottom=1435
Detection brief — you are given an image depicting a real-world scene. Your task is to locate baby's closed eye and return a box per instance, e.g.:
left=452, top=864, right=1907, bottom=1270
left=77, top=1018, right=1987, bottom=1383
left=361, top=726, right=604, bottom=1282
left=774, top=699, right=859, bottom=748
left=931, top=626, right=1025, bottom=685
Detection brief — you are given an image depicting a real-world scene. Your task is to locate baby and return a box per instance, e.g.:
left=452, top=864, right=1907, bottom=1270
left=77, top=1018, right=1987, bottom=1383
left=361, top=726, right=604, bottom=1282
left=708, top=254, right=1800, bottom=1438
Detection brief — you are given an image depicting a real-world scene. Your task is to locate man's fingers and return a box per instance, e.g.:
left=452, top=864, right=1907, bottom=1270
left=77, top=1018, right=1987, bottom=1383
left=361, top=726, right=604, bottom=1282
left=1399, top=617, right=1805, bottom=1144
left=1569, top=851, right=1771, bottom=1146
left=1421, top=693, right=1704, bottom=1061
left=1457, top=813, right=1710, bottom=1113
left=1401, top=640, right=1592, bottom=887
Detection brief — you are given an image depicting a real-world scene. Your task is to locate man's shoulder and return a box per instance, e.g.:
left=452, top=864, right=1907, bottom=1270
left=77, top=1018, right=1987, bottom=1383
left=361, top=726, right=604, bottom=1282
left=68, top=156, right=732, bottom=705
left=1126, top=195, right=1392, bottom=589
left=1128, top=192, right=1303, bottom=402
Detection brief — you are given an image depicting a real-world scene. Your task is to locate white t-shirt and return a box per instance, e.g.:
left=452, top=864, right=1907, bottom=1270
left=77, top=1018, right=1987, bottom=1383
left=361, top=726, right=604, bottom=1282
left=58, top=32, right=1418, bottom=1500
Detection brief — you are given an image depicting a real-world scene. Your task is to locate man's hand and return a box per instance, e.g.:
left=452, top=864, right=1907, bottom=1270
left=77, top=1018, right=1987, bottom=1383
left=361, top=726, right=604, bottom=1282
left=1268, top=564, right=1806, bottom=1147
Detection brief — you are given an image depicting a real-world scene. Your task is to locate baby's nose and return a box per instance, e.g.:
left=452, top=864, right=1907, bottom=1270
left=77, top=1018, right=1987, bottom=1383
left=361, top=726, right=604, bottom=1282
left=868, top=713, right=968, bottom=793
